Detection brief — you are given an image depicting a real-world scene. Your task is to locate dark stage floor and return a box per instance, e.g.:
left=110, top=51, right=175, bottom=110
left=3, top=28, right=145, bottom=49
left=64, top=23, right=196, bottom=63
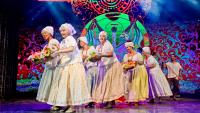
left=1, top=98, right=200, bottom=113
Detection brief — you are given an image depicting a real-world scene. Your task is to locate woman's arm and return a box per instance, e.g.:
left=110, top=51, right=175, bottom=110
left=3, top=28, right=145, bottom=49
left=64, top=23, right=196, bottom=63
left=148, top=63, right=156, bottom=68
left=100, top=51, right=113, bottom=58
left=59, top=46, right=74, bottom=53
left=147, top=58, right=156, bottom=68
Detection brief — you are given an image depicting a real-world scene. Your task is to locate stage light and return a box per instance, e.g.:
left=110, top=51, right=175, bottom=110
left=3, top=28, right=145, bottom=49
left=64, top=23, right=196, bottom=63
left=38, top=0, right=65, bottom=1
left=46, top=2, right=64, bottom=24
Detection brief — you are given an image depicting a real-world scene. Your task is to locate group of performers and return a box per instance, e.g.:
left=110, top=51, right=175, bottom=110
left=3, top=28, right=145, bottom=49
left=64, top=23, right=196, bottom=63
left=35, top=23, right=182, bottom=113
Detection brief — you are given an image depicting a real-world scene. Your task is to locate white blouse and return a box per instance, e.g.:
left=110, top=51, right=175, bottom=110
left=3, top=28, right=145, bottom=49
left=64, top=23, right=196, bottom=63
left=145, top=55, right=159, bottom=69
left=42, top=38, right=59, bottom=68
left=60, top=36, right=82, bottom=65
left=123, top=52, right=143, bottom=63
left=96, top=40, right=118, bottom=65
left=48, top=39, right=59, bottom=52
left=80, top=46, right=98, bottom=68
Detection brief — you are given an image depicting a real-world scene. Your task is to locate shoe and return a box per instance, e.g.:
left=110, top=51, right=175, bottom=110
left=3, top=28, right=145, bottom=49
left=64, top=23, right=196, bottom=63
left=148, top=99, right=155, bottom=104
left=158, top=101, right=162, bottom=104
left=128, top=102, right=133, bottom=106
left=65, top=107, right=75, bottom=113
left=60, top=106, right=70, bottom=112
left=85, top=102, right=95, bottom=108
left=172, top=98, right=177, bottom=101
left=133, top=102, right=139, bottom=106
left=170, top=96, right=177, bottom=101
left=104, top=102, right=113, bottom=109
left=50, top=106, right=60, bottom=111
left=158, top=97, right=162, bottom=104
left=111, top=100, right=115, bottom=106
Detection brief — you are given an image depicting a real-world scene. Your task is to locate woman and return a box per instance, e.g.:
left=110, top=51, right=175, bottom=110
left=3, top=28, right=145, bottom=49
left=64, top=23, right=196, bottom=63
left=123, top=41, right=149, bottom=105
left=142, top=47, right=172, bottom=103
left=93, top=31, right=125, bottom=108
left=78, top=36, right=98, bottom=108
left=47, top=23, right=91, bottom=112
left=36, top=26, right=60, bottom=103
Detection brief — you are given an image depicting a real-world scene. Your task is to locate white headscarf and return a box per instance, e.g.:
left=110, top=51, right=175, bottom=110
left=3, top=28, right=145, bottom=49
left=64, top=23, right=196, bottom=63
left=79, top=36, right=88, bottom=44
left=125, top=42, right=134, bottom=48
left=59, top=23, right=76, bottom=35
left=142, top=47, right=151, bottom=54
left=41, top=26, right=54, bottom=36
left=99, top=31, right=107, bottom=40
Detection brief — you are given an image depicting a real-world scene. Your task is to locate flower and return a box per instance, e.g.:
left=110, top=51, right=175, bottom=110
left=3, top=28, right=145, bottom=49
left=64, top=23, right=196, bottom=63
left=88, top=51, right=99, bottom=62
left=28, top=51, right=42, bottom=64
left=42, top=47, right=52, bottom=58
left=122, top=61, right=136, bottom=70
left=41, top=44, right=59, bottom=62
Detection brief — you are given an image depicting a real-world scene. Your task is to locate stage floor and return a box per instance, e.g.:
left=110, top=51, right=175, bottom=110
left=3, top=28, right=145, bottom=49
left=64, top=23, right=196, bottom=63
left=1, top=98, right=200, bottom=113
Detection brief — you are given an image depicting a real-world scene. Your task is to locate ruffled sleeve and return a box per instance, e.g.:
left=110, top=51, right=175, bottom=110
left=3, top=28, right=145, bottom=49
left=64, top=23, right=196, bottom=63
left=147, top=56, right=157, bottom=67
left=137, top=53, right=144, bottom=63
left=103, top=41, right=114, bottom=53
left=49, top=39, right=59, bottom=52
left=67, top=36, right=77, bottom=47
left=123, top=54, right=128, bottom=62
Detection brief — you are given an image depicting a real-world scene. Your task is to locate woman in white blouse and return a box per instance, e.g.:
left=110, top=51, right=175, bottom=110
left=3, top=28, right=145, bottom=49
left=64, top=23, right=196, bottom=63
left=78, top=36, right=98, bottom=108
left=36, top=26, right=60, bottom=103
left=93, top=31, right=125, bottom=109
left=123, top=41, right=149, bottom=105
left=143, top=47, right=172, bottom=103
left=47, top=23, right=91, bottom=112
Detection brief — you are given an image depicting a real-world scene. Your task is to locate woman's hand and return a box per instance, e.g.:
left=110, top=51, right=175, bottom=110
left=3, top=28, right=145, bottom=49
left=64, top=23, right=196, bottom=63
left=82, top=55, right=88, bottom=61
left=51, top=51, right=60, bottom=57
left=149, top=63, right=156, bottom=68
left=98, top=52, right=113, bottom=58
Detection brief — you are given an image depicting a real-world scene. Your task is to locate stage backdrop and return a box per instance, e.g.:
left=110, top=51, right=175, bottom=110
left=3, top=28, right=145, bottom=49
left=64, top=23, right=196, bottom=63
left=16, top=0, right=200, bottom=94
left=17, top=20, right=200, bottom=94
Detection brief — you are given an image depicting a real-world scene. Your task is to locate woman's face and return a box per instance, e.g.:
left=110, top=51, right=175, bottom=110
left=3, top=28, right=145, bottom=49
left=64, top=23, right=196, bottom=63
left=79, top=41, right=86, bottom=47
left=60, top=28, right=70, bottom=38
left=142, top=51, right=147, bottom=56
left=42, top=32, right=51, bottom=41
left=99, top=35, right=106, bottom=44
left=126, top=46, right=133, bottom=53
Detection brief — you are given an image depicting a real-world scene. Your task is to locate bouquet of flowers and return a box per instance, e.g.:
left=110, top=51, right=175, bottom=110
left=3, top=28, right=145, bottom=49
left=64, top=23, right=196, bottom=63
left=122, top=61, right=136, bottom=70
left=41, top=47, right=52, bottom=60
left=50, top=44, right=59, bottom=52
left=88, top=51, right=100, bottom=62
left=28, top=51, right=43, bottom=64
left=41, top=44, right=59, bottom=61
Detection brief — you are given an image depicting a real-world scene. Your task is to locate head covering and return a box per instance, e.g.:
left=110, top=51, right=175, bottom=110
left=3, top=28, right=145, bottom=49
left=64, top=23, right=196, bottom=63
left=41, top=26, right=54, bottom=36
left=125, top=41, right=134, bottom=48
left=78, top=36, right=88, bottom=44
left=99, top=31, right=107, bottom=40
left=59, top=23, right=76, bottom=35
left=142, top=47, right=151, bottom=54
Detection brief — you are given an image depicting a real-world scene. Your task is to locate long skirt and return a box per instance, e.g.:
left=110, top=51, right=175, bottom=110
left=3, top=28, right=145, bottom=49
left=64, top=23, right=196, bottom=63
left=126, top=65, right=149, bottom=102
left=36, top=68, right=53, bottom=102
left=36, top=57, right=59, bottom=102
left=85, top=66, right=98, bottom=100
left=92, top=61, right=125, bottom=103
left=148, top=67, right=172, bottom=98
left=47, top=63, right=91, bottom=106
